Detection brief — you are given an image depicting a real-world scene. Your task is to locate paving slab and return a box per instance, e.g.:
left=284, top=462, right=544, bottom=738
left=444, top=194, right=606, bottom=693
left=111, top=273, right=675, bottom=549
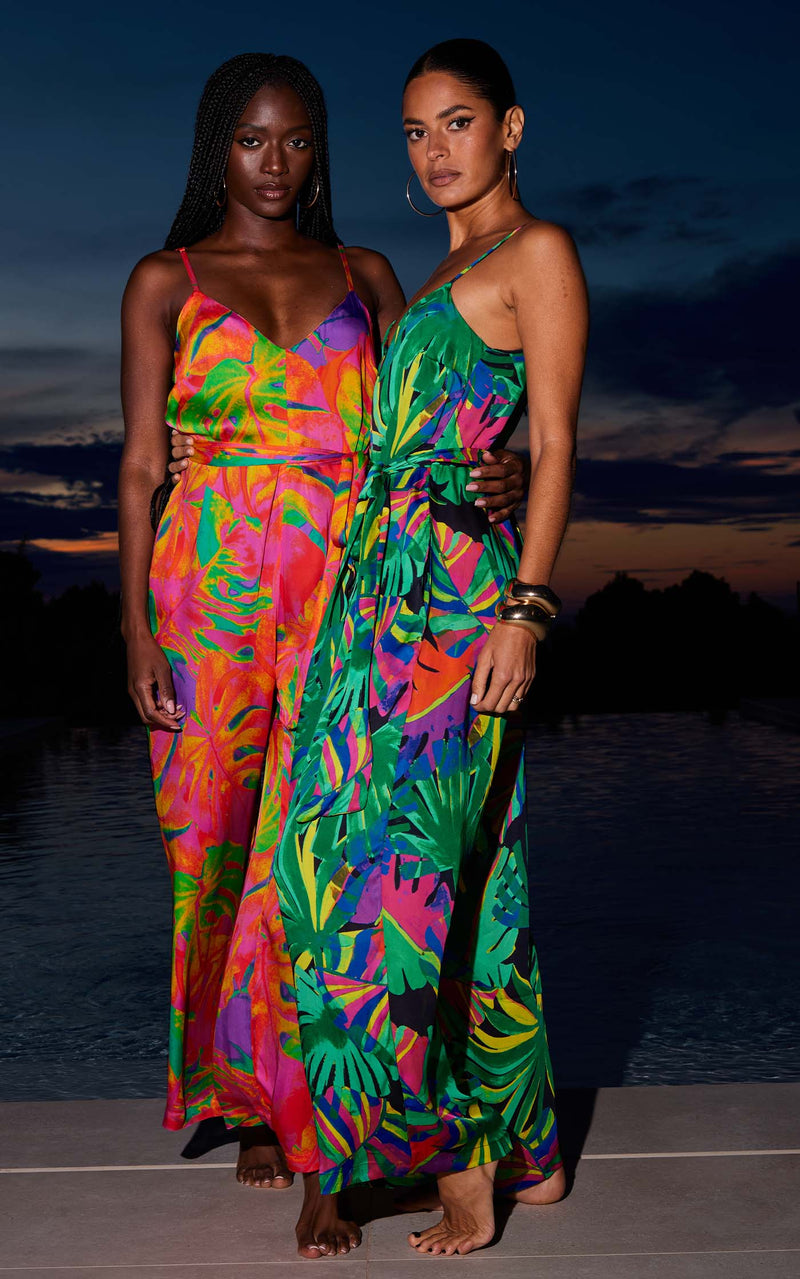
left=368, top=1155, right=800, bottom=1259
left=0, top=1099, right=182, bottom=1168
left=0, top=1268, right=367, bottom=1277
left=5, top=1083, right=797, bottom=1171
left=366, top=1253, right=800, bottom=1279
left=571, top=1081, right=800, bottom=1155
left=1, top=1088, right=799, bottom=1277
left=0, top=1170, right=313, bottom=1270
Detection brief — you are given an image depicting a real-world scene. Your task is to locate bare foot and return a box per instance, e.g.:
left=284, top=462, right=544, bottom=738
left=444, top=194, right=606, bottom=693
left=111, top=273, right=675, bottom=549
left=408, top=1161, right=497, bottom=1256
left=236, top=1126, right=293, bottom=1188
left=296, top=1172, right=362, bottom=1259
left=397, top=1164, right=566, bottom=1212
left=513, top=1166, right=566, bottom=1204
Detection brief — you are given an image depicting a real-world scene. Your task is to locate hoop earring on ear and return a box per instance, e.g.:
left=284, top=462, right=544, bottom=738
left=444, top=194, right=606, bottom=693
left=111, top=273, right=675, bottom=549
left=506, top=151, right=519, bottom=201
left=215, top=177, right=227, bottom=209
left=406, top=172, right=444, bottom=218
left=304, top=174, right=320, bottom=209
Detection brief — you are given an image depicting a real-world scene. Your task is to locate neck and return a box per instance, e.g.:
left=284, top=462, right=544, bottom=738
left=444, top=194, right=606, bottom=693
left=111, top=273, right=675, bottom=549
left=445, top=176, right=522, bottom=252
left=214, top=202, right=306, bottom=251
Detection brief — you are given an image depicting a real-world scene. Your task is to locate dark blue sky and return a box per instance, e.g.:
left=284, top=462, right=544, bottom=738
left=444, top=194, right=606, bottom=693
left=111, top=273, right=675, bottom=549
left=1, top=0, right=797, bottom=603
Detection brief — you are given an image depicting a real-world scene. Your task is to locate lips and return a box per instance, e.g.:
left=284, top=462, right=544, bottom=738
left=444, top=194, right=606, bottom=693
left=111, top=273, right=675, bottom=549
left=255, top=184, right=291, bottom=200
left=428, top=170, right=460, bottom=188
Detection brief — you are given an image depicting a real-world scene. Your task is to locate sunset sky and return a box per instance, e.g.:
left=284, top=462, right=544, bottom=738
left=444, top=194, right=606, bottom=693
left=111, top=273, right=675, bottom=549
left=1, top=0, right=797, bottom=608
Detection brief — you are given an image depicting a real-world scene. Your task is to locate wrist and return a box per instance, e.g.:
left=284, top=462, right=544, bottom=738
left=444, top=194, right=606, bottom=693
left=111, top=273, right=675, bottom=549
left=495, top=580, right=562, bottom=641
left=121, top=615, right=152, bottom=644
left=496, top=617, right=539, bottom=642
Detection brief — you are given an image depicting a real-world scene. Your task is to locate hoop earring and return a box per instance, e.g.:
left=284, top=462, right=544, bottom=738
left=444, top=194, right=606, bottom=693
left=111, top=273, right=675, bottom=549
left=215, top=177, right=227, bottom=210
left=304, top=174, right=320, bottom=209
left=406, top=172, right=444, bottom=218
left=506, top=151, right=519, bottom=201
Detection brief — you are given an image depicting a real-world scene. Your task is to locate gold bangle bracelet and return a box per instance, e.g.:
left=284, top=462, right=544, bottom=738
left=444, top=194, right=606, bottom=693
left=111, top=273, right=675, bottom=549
left=496, top=600, right=553, bottom=625
left=505, top=581, right=562, bottom=617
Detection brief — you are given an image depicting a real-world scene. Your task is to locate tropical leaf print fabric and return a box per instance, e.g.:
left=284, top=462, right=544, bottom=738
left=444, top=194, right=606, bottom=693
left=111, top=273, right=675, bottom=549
left=148, top=247, right=373, bottom=1171
left=272, top=230, right=562, bottom=1194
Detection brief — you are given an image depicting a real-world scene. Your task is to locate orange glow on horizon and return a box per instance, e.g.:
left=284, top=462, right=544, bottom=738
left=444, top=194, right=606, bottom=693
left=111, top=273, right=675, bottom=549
left=31, top=533, right=119, bottom=556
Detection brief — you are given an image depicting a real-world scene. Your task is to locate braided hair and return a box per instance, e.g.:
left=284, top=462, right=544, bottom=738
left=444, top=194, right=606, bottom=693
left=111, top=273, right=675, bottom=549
left=165, top=52, right=337, bottom=249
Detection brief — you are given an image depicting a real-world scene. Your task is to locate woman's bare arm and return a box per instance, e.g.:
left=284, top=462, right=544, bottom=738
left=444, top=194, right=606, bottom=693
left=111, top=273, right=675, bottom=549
left=119, top=252, right=186, bottom=731
left=514, top=222, right=587, bottom=583
left=471, top=223, right=587, bottom=714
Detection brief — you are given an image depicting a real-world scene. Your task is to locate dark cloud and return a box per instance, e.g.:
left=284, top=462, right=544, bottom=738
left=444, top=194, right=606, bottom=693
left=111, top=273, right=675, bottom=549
left=573, top=455, right=800, bottom=526
left=551, top=174, right=734, bottom=247
left=1, top=441, right=120, bottom=491
left=0, top=441, right=120, bottom=540
left=587, top=244, right=800, bottom=420
left=0, top=495, right=117, bottom=541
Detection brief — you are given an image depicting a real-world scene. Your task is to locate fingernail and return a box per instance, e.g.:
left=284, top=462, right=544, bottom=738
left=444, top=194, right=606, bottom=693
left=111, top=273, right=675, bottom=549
left=166, top=699, right=175, bottom=715
left=470, top=694, right=478, bottom=705
left=475, top=499, right=486, bottom=507
left=488, top=514, right=496, bottom=522
left=466, top=483, right=478, bottom=491
left=469, top=469, right=482, bottom=477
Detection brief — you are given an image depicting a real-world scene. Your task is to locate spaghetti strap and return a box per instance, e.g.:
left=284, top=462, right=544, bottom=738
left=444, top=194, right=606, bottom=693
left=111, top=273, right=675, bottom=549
left=337, top=243, right=355, bottom=294
left=455, top=226, right=523, bottom=282
left=176, top=246, right=199, bottom=291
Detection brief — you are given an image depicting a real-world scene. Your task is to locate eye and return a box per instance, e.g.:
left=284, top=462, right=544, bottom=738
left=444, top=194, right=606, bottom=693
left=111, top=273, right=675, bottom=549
left=405, top=128, right=426, bottom=142
left=237, top=135, right=261, bottom=148
left=448, top=116, right=474, bottom=131
left=288, top=138, right=311, bottom=150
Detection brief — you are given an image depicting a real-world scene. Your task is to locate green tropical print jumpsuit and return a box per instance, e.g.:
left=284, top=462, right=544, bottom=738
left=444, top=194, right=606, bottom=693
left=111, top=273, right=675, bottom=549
left=270, top=229, right=561, bottom=1194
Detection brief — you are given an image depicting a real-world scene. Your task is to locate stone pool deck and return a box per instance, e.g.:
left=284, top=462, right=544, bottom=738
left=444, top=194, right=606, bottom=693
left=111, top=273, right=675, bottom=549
left=1, top=1083, right=799, bottom=1276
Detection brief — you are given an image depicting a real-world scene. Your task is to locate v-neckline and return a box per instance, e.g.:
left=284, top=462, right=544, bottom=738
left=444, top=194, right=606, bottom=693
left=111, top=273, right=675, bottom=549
left=180, top=286, right=355, bottom=354
left=384, top=226, right=523, bottom=347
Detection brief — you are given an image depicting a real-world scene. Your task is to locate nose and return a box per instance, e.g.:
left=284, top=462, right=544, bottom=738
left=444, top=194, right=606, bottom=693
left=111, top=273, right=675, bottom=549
left=260, top=144, right=288, bottom=177
left=426, top=129, right=449, bottom=163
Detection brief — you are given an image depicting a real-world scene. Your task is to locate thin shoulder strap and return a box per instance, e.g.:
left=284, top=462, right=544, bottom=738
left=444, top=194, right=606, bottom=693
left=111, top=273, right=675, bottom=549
left=337, top=243, right=355, bottom=293
left=456, top=226, right=524, bottom=281
left=176, top=246, right=199, bottom=290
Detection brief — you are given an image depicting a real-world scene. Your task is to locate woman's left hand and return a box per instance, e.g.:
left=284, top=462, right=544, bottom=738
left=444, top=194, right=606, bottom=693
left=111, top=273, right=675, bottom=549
left=470, top=621, right=537, bottom=714
left=466, top=449, right=527, bottom=523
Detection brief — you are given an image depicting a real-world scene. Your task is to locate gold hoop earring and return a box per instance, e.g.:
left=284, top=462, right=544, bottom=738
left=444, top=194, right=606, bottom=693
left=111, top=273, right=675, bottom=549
left=506, top=151, right=519, bottom=201
left=215, top=177, right=227, bottom=209
left=304, top=174, right=320, bottom=209
left=406, top=172, right=444, bottom=218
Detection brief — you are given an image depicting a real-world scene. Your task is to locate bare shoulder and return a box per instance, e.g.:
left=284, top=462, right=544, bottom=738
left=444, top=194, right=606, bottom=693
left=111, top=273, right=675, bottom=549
left=124, top=249, right=186, bottom=302
left=512, top=219, right=581, bottom=271
left=343, top=245, right=400, bottom=288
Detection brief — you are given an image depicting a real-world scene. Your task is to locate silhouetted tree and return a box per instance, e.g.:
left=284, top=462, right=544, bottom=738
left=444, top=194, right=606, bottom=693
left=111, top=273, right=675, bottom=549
left=1, top=549, right=796, bottom=724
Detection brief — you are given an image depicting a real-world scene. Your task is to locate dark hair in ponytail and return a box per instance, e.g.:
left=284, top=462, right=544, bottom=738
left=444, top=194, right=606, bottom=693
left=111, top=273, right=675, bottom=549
left=404, top=38, right=517, bottom=120
left=165, top=52, right=337, bottom=250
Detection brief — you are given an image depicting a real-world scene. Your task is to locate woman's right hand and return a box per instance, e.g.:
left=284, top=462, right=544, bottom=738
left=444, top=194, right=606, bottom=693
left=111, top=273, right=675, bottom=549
left=126, top=631, right=185, bottom=731
left=169, top=430, right=195, bottom=483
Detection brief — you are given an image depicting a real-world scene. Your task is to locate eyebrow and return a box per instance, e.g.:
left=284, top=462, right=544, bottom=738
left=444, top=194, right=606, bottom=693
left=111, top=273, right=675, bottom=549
left=235, top=121, right=312, bottom=131
left=403, top=103, right=475, bottom=125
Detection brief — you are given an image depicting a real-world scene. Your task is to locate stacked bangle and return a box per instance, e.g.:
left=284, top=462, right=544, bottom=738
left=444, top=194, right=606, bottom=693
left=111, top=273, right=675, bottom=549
left=495, top=581, right=562, bottom=641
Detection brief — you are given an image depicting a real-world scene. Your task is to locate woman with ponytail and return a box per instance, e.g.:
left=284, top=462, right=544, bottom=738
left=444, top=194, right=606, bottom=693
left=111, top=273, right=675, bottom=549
left=118, top=51, right=525, bottom=1258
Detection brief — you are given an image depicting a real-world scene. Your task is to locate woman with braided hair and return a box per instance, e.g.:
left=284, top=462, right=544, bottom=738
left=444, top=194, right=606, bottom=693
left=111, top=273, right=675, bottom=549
left=118, top=51, right=525, bottom=1259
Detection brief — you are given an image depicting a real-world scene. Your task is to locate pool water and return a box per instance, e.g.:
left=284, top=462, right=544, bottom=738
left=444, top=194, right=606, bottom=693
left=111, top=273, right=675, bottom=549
left=1, top=713, right=798, bottom=1099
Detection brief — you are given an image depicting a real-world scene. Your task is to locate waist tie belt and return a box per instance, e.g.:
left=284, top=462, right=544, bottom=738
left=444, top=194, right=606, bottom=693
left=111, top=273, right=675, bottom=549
left=369, top=447, right=484, bottom=478
left=184, top=435, right=369, bottom=469
left=289, top=444, right=500, bottom=827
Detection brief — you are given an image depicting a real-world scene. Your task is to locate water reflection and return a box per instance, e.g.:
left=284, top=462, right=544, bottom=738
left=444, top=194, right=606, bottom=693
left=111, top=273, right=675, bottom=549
left=1, top=713, right=798, bottom=1100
